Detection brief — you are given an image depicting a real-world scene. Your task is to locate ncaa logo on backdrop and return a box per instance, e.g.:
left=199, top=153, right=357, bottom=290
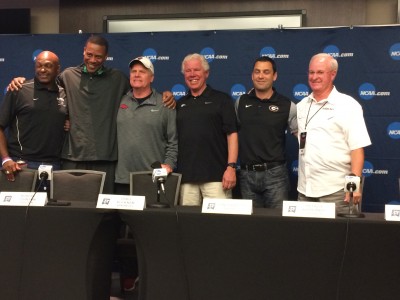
left=323, top=45, right=354, bottom=58
left=292, top=84, right=309, bottom=101
left=358, top=82, right=390, bottom=100
left=362, top=161, right=374, bottom=177
left=363, top=160, right=388, bottom=176
left=389, top=43, right=400, bottom=60
left=32, top=49, right=43, bottom=61
left=230, top=84, right=246, bottom=100
left=260, top=46, right=289, bottom=59
left=387, top=122, right=400, bottom=139
left=200, top=47, right=228, bottom=63
left=143, top=48, right=170, bottom=62
left=171, top=84, right=187, bottom=100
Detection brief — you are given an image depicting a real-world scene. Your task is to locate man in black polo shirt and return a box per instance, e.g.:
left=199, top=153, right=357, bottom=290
left=0, top=51, right=67, bottom=181
left=177, top=53, right=238, bottom=205
left=235, top=56, right=297, bottom=208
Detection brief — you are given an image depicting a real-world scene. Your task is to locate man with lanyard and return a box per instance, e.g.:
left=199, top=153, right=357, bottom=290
left=297, top=53, right=371, bottom=213
left=235, top=56, right=297, bottom=208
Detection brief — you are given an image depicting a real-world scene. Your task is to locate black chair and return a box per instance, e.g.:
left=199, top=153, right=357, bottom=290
left=129, top=171, right=182, bottom=207
left=0, top=168, right=37, bottom=192
left=50, top=169, right=106, bottom=202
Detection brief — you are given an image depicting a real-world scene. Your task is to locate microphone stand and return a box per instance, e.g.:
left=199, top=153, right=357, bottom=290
left=337, top=188, right=365, bottom=218
left=147, top=178, right=170, bottom=208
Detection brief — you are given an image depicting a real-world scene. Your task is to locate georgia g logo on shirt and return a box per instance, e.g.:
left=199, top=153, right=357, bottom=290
left=269, top=105, right=279, bottom=112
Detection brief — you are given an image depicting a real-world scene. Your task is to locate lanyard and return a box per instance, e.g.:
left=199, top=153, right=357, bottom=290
left=304, top=99, right=327, bottom=130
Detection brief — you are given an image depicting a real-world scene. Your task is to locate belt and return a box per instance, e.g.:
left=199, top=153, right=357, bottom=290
left=240, top=161, right=284, bottom=171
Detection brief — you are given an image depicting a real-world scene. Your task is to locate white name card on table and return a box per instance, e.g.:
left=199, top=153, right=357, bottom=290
left=96, top=194, right=145, bottom=210
left=0, top=192, right=48, bottom=206
left=202, top=198, right=253, bottom=215
left=385, top=205, right=400, bottom=221
left=282, top=200, right=336, bottom=219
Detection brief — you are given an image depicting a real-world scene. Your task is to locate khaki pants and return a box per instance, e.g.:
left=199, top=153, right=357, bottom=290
left=179, top=182, right=232, bottom=206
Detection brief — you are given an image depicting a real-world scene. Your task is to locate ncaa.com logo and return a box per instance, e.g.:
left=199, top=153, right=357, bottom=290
left=200, top=47, right=228, bottom=63
left=171, top=84, right=187, bottom=100
left=292, top=84, right=309, bottom=101
left=362, top=161, right=388, bottom=176
left=389, top=43, right=400, bottom=60
left=143, top=48, right=170, bottom=62
left=387, top=122, right=400, bottom=139
left=323, top=45, right=354, bottom=58
left=358, top=82, right=390, bottom=100
left=259, top=46, right=289, bottom=59
left=230, top=84, right=246, bottom=100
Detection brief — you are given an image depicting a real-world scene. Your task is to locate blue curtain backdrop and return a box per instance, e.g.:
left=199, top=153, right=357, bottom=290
left=0, top=25, right=399, bottom=212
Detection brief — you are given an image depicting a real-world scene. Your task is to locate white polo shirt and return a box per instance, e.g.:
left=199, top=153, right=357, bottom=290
left=297, top=87, right=371, bottom=197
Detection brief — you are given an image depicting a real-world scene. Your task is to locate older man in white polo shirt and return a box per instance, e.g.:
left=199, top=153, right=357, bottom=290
left=296, top=53, right=371, bottom=214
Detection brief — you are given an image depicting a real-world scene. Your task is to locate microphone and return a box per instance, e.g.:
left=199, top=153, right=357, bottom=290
left=152, top=167, right=168, bottom=193
left=37, top=165, right=70, bottom=206
left=39, top=171, right=49, bottom=181
left=338, top=173, right=364, bottom=218
left=38, top=165, right=53, bottom=194
left=344, top=173, right=360, bottom=193
left=149, top=161, right=170, bottom=208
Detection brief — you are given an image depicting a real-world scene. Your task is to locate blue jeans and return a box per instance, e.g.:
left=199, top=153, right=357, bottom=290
left=239, top=163, right=289, bottom=208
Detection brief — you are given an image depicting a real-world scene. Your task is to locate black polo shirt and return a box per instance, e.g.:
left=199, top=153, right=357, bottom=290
left=236, top=88, right=296, bottom=165
left=176, top=85, right=237, bottom=183
left=0, top=78, right=67, bottom=161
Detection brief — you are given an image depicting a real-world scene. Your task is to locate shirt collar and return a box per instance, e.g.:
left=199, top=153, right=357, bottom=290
left=81, top=64, right=105, bottom=76
left=34, top=77, right=59, bottom=92
left=130, top=88, right=156, bottom=105
left=249, top=87, right=277, bottom=101
left=308, top=86, right=338, bottom=105
left=187, top=85, right=211, bottom=98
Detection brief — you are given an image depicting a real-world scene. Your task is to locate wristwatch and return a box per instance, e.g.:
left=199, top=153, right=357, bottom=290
left=227, top=162, right=236, bottom=169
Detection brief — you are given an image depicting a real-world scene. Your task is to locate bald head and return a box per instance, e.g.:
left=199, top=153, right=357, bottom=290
left=35, top=51, right=60, bottom=87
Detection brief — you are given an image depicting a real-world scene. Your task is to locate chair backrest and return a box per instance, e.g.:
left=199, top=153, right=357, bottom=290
left=129, top=171, right=182, bottom=206
left=50, top=169, right=106, bottom=202
left=0, top=169, right=37, bottom=192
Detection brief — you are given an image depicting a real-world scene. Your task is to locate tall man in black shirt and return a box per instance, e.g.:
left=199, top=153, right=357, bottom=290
left=235, top=56, right=297, bottom=208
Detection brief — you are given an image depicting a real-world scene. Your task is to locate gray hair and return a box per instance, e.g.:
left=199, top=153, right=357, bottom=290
left=181, top=53, right=210, bottom=73
left=311, top=53, right=338, bottom=72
